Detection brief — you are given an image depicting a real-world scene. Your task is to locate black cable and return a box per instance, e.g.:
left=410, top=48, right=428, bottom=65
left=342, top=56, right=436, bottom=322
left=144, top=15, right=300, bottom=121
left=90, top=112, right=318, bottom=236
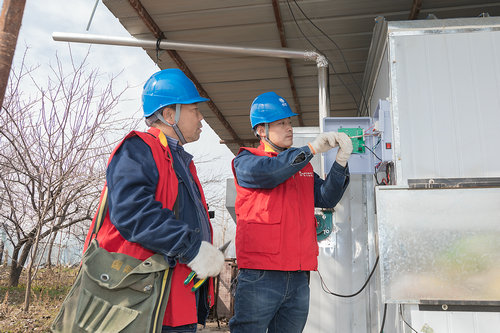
left=290, top=0, right=370, bottom=116
left=285, top=0, right=362, bottom=114
left=399, top=304, right=419, bottom=333
left=364, top=145, right=382, bottom=161
left=380, top=303, right=387, bottom=333
left=285, top=1, right=318, bottom=52
left=317, top=256, right=379, bottom=298
left=156, top=38, right=162, bottom=63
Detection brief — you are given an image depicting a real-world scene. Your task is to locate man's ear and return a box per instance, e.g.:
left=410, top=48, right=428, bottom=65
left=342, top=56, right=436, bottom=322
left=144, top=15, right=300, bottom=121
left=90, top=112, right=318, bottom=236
left=256, top=124, right=266, bottom=138
left=161, top=107, right=175, bottom=124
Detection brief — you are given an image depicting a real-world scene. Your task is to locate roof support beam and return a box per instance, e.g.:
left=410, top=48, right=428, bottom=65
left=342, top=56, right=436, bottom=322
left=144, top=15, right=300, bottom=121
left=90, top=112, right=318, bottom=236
left=220, top=139, right=259, bottom=145
left=409, top=0, right=423, bottom=20
left=271, top=0, right=304, bottom=126
left=127, top=0, right=244, bottom=146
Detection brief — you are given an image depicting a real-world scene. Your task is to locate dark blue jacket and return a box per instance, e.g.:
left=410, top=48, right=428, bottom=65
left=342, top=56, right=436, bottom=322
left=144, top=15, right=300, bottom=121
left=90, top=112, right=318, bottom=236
left=106, top=135, right=211, bottom=267
left=233, top=145, right=350, bottom=207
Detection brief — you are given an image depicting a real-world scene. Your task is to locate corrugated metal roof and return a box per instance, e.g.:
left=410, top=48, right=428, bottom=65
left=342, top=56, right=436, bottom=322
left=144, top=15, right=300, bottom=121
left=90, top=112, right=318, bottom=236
left=101, top=0, right=500, bottom=153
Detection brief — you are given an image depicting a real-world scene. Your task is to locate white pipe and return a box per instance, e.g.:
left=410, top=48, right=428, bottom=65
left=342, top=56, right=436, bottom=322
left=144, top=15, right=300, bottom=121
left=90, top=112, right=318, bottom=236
left=317, top=63, right=330, bottom=177
left=317, top=62, right=330, bottom=133
left=53, top=32, right=331, bottom=176
left=52, top=32, right=324, bottom=62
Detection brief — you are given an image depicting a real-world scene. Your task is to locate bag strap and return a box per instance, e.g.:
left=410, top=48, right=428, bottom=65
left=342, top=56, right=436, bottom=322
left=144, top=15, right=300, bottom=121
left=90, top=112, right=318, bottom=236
left=92, top=186, right=109, bottom=238
left=83, top=186, right=109, bottom=251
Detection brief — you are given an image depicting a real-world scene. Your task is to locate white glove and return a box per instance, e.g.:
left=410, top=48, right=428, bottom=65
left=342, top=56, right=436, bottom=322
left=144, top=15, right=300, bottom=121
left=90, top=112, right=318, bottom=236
left=187, top=241, right=225, bottom=279
left=335, top=132, right=353, bottom=167
left=308, top=132, right=339, bottom=154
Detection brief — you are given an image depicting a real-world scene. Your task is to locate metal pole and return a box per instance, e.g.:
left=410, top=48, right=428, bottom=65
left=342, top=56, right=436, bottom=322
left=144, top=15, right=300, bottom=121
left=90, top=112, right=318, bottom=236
left=52, top=32, right=323, bottom=62
left=52, top=33, right=331, bottom=175
left=317, top=58, right=330, bottom=133
left=317, top=57, right=330, bottom=177
left=52, top=32, right=330, bottom=125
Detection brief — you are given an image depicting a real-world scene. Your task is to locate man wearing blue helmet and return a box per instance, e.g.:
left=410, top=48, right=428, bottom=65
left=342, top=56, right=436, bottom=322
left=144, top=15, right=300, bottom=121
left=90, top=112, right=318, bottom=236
left=86, top=68, right=224, bottom=332
left=229, top=92, right=352, bottom=333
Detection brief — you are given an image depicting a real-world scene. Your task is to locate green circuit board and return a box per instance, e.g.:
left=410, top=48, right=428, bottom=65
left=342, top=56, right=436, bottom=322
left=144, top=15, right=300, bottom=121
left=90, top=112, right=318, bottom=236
left=338, top=127, right=365, bottom=154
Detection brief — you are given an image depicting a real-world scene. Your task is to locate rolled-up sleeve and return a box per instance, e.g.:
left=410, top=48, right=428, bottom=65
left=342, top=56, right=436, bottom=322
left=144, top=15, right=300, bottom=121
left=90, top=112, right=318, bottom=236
left=106, top=136, right=200, bottom=266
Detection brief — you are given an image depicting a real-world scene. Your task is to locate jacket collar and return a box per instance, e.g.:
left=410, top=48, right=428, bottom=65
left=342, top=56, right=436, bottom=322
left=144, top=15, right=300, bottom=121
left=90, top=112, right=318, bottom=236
left=147, top=127, right=169, bottom=148
left=258, top=141, right=278, bottom=156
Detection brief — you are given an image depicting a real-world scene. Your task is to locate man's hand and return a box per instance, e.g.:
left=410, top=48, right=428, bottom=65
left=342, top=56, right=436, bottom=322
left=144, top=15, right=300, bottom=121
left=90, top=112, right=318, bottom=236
left=187, top=241, right=225, bottom=279
left=335, top=133, right=353, bottom=167
left=308, top=132, right=339, bottom=154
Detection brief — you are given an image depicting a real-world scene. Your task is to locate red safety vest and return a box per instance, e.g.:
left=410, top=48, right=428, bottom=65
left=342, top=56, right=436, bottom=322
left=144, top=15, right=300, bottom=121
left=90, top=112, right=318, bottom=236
left=231, top=144, right=319, bottom=271
left=84, top=127, right=214, bottom=327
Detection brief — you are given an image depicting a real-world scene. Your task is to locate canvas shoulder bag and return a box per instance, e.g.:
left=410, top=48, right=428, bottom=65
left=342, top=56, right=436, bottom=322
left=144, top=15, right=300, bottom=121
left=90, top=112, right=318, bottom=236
left=51, top=186, right=174, bottom=333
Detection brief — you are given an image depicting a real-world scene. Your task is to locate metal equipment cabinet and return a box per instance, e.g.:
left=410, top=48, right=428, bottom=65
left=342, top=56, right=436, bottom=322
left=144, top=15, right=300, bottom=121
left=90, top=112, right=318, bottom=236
left=306, top=16, right=500, bottom=333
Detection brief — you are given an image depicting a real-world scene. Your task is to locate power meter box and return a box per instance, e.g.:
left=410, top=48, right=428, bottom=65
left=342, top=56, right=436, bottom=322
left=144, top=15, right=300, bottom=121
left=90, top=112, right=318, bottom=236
left=323, top=117, right=373, bottom=174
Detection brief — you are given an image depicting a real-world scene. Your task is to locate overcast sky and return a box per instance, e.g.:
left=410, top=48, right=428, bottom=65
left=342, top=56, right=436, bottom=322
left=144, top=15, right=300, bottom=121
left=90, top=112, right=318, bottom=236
left=13, top=0, right=235, bottom=178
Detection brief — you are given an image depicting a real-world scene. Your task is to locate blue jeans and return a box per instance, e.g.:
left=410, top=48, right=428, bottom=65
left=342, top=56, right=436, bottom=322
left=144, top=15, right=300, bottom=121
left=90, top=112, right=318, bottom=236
left=162, top=323, right=197, bottom=333
left=229, top=269, right=310, bottom=333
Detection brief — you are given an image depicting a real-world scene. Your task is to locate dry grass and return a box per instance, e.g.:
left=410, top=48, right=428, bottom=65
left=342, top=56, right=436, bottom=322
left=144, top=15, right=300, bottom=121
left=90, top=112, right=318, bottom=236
left=0, top=266, right=78, bottom=333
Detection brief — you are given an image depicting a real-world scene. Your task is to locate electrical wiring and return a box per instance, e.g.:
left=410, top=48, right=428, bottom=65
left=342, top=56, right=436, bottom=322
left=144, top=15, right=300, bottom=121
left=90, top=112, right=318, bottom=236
left=360, top=133, right=381, bottom=137
left=363, top=145, right=381, bottom=162
left=374, top=168, right=382, bottom=185
left=290, top=0, right=370, bottom=116
left=285, top=0, right=363, bottom=114
left=364, top=124, right=375, bottom=133
left=385, top=162, right=392, bottom=184
left=368, top=129, right=381, bottom=134
left=374, top=162, right=383, bottom=180
left=317, top=250, right=386, bottom=332
left=317, top=256, right=379, bottom=298
left=379, top=303, right=387, bottom=333
left=399, top=305, right=419, bottom=333
left=372, top=137, right=382, bottom=151
left=286, top=1, right=397, bottom=183
left=288, top=0, right=371, bottom=116
left=374, top=162, right=390, bottom=185
left=363, top=126, right=381, bottom=138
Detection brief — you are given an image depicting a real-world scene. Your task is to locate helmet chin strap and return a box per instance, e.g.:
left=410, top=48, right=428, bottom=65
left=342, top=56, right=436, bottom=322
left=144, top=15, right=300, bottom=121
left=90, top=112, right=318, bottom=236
left=156, top=104, right=187, bottom=144
left=263, top=123, right=287, bottom=152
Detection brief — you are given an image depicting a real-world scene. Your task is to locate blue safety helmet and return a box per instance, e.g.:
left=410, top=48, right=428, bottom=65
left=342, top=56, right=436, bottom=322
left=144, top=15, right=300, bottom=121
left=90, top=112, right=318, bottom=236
left=142, top=68, right=209, bottom=117
left=250, top=92, right=297, bottom=128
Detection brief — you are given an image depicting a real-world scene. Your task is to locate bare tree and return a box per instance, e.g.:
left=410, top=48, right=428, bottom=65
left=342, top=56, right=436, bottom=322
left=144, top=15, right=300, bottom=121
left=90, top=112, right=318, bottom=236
left=0, top=239, right=4, bottom=265
left=0, top=46, right=132, bottom=310
left=193, top=154, right=235, bottom=250
left=0, top=0, right=26, bottom=107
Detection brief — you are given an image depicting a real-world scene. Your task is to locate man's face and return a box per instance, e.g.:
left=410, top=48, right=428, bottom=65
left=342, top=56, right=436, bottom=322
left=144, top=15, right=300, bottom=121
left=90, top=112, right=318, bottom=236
left=163, top=103, right=204, bottom=143
left=258, top=117, right=293, bottom=149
